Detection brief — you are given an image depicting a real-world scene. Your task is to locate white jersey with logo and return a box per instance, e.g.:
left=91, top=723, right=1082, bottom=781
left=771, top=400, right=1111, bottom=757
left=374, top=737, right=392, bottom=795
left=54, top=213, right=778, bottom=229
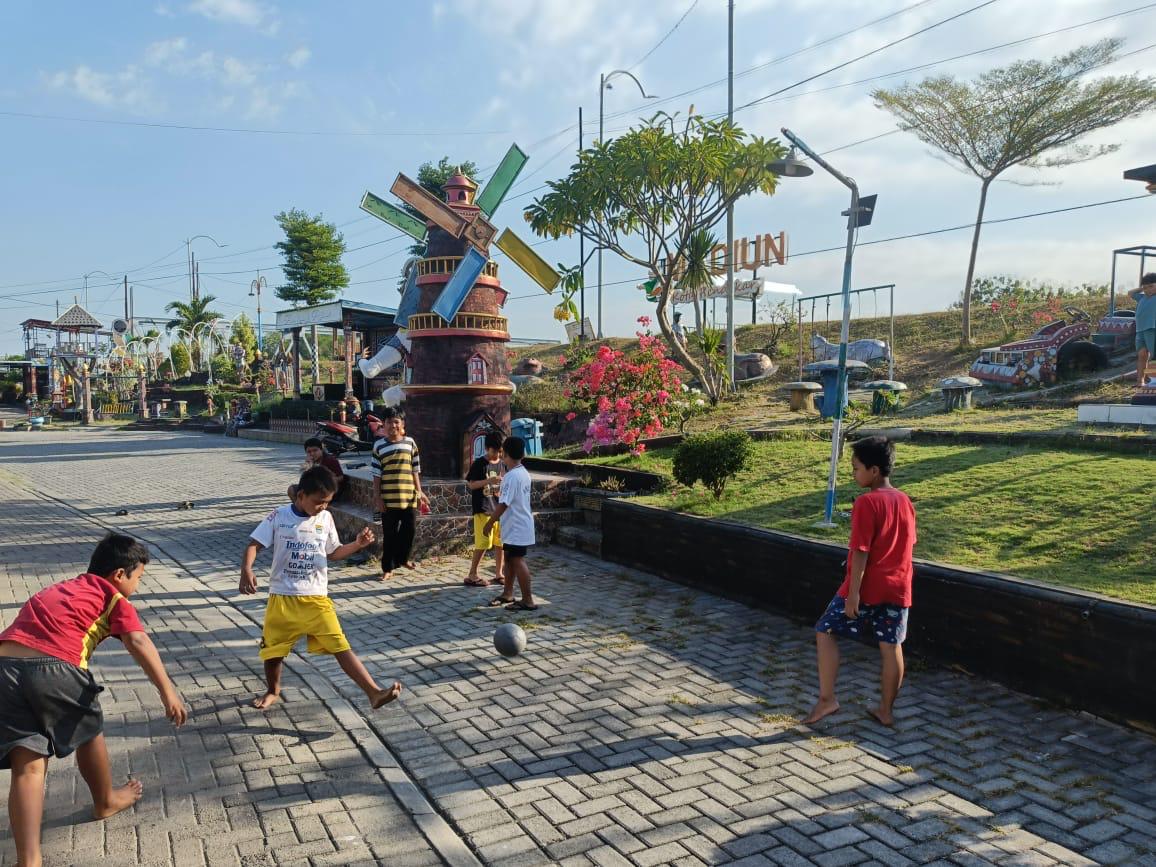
left=498, top=463, right=535, bottom=546
left=250, top=504, right=341, bottom=596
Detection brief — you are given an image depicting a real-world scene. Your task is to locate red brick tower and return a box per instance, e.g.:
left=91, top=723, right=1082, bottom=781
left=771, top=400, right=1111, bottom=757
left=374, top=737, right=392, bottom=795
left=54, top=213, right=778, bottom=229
left=401, top=173, right=512, bottom=477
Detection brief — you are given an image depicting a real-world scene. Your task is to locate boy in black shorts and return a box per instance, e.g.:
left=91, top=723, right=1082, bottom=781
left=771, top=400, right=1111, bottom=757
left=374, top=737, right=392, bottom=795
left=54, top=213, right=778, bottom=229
left=0, top=533, right=188, bottom=867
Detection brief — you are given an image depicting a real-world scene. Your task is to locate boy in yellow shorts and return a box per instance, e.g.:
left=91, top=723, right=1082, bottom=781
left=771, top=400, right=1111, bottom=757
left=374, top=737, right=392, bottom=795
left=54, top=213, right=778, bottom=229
left=463, top=432, right=505, bottom=587
left=240, top=466, right=402, bottom=711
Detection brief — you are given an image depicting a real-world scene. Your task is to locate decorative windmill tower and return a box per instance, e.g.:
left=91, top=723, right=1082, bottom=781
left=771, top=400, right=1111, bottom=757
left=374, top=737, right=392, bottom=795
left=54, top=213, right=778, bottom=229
left=358, top=146, right=561, bottom=477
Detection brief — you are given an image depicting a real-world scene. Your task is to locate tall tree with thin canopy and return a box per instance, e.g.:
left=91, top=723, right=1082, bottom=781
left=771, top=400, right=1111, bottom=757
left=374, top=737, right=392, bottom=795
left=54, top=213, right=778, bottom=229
left=526, top=112, right=784, bottom=403
left=274, top=209, right=349, bottom=385
left=873, top=39, right=1156, bottom=345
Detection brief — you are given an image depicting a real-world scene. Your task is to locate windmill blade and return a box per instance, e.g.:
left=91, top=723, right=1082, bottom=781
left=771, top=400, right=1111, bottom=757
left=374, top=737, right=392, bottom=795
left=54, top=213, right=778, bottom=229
left=360, top=192, right=428, bottom=242
left=475, top=144, right=528, bottom=218
left=391, top=173, right=469, bottom=238
left=395, top=258, right=422, bottom=329
left=432, top=247, right=488, bottom=323
left=495, top=228, right=560, bottom=293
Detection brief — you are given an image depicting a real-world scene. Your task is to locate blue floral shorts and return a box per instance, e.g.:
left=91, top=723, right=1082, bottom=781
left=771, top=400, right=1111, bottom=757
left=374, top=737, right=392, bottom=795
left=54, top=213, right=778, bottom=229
left=814, top=595, right=909, bottom=646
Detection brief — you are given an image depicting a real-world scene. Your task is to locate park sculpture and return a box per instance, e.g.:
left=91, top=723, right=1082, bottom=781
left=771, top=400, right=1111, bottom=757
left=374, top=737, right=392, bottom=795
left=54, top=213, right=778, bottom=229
left=356, top=146, right=560, bottom=477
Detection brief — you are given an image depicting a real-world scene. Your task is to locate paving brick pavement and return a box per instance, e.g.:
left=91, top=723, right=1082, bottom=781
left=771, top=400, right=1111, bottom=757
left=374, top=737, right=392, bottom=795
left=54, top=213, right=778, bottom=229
left=2, top=429, right=1155, bottom=867
left=0, top=471, right=455, bottom=867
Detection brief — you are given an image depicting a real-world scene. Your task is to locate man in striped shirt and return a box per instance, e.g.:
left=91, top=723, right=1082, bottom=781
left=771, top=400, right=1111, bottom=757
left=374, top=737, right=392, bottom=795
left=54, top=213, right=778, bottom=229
left=371, top=411, right=428, bottom=580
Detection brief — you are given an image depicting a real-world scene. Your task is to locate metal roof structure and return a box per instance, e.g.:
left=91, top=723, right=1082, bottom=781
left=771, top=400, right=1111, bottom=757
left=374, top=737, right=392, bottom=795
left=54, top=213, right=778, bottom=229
left=50, top=304, right=103, bottom=332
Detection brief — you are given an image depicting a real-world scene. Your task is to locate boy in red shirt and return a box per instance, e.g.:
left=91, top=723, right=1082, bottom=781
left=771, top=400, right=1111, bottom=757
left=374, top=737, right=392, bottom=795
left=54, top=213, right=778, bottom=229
left=804, top=436, right=917, bottom=727
left=0, top=532, right=187, bottom=867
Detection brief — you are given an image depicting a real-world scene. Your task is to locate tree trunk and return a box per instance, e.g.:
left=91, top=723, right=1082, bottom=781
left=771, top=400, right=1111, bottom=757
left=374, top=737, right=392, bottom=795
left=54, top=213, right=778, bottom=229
left=961, top=178, right=992, bottom=346
left=655, top=290, right=718, bottom=403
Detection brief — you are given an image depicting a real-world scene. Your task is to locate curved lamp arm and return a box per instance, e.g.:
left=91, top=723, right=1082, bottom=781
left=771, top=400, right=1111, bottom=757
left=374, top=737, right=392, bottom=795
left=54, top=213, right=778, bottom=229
left=603, top=69, right=657, bottom=99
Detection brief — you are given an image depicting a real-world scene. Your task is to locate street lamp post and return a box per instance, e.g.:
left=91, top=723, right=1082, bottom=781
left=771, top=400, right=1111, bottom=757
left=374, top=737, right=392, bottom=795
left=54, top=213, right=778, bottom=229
left=770, top=128, right=874, bottom=528
left=249, top=272, right=267, bottom=354
left=186, top=235, right=228, bottom=301
left=598, top=69, right=657, bottom=339
left=82, top=270, right=116, bottom=310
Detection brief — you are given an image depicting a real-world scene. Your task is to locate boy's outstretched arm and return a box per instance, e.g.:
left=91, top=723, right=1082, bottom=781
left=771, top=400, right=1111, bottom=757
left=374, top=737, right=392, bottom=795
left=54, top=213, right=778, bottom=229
left=240, top=540, right=263, bottom=594
left=330, top=526, right=375, bottom=561
left=483, top=503, right=507, bottom=535
left=120, top=631, right=188, bottom=726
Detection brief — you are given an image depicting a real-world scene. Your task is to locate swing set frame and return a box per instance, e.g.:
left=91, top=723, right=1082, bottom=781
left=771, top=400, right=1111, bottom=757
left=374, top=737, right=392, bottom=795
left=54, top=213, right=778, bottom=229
left=796, top=283, right=896, bottom=380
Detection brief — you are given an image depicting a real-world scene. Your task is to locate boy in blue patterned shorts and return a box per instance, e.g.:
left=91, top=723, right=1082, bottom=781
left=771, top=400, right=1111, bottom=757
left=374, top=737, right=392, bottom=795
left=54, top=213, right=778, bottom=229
left=804, top=436, right=917, bottom=727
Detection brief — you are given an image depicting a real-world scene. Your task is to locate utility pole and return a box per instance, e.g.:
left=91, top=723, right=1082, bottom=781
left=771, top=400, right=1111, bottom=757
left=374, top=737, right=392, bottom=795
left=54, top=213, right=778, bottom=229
left=597, top=74, right=605, bottom=339
left=578, top=105, right=586, bottom=341
left=123, top=275, right=129, bottom=321
left=725, top=0, right=736, bottom=389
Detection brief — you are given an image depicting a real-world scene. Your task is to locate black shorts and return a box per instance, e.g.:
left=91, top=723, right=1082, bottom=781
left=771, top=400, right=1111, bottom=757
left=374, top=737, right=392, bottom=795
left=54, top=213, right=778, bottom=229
left=0, top=656, right=105, bottom=769
left=502, top=543, right=532, bottom=559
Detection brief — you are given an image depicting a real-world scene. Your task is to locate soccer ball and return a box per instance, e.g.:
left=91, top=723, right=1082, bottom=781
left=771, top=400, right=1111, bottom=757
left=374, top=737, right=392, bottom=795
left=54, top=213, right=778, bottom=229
left=493, top=623, right=527, bottom=658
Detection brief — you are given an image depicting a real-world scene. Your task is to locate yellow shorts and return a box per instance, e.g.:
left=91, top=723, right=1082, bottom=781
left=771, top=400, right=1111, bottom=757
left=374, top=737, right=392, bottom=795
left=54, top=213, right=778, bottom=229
left=472, top=514, right=501, bottom=550
left=259, top=595, right=350, bottom=660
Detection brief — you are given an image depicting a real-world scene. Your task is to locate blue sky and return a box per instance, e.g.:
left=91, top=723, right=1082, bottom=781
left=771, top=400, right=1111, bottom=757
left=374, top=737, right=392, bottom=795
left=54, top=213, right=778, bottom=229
left=2, top=0, right=1154, bottom=356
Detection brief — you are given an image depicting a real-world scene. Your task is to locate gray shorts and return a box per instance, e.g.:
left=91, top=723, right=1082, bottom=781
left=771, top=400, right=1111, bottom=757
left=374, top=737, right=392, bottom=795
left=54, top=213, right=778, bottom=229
left=0, top=656, right=104, bottom=769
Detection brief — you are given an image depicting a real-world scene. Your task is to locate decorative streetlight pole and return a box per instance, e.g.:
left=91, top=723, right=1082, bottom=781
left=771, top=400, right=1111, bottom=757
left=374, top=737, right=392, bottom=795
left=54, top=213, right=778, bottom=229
left=770, top=127, right=876, bottom=528
left=249, top=272, right=266, bottom=353
left=598, top=69, right=657, bottom=339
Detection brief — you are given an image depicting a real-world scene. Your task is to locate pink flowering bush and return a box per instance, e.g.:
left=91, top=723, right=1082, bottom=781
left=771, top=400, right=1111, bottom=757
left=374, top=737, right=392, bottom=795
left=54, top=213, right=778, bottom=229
left=566, top=317, right=686, bottom=455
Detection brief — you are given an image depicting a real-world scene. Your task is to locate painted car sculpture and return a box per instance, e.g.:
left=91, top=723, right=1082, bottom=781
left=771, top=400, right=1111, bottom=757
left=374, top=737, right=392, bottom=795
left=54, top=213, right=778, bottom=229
left=969, top=306, right=1135, bottom=388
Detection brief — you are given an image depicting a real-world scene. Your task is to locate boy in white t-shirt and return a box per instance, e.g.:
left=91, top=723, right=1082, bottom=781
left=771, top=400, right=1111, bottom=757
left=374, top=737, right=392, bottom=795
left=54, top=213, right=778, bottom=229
left=483, top=437, right=537, bottom=611
left=240, top=466, right=402, bottom=710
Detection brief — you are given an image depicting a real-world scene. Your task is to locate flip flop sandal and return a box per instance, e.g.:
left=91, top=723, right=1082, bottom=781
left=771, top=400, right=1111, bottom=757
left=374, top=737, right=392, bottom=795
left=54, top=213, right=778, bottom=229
left=487, top=596, right=515, bottom=607
left=505, top=600, right=539, bottom=611
left=463, top=577, right=488, bottom=587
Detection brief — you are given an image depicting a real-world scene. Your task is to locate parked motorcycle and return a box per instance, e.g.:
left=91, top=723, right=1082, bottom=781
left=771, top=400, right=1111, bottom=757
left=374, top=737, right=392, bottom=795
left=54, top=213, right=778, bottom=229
left=315, top=413, right=384, bottom=456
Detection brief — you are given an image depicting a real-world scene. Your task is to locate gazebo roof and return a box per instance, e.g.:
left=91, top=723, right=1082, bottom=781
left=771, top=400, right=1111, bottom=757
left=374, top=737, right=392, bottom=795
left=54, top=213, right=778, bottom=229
left=51, top=304, right=103, bottom=331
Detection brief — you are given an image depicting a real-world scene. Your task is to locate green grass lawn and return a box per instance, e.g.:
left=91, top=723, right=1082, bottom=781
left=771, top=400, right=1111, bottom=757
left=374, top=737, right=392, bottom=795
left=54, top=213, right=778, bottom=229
left=585, top=440, right=1156, bottom=605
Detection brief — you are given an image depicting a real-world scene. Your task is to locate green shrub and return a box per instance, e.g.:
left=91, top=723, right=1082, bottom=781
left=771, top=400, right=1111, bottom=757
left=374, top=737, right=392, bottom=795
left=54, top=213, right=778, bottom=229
left=210, top=353, right=239, bottom=384
left=672, top=430, right=753, bottom=499
left=511, top=379, right=577, bottom=416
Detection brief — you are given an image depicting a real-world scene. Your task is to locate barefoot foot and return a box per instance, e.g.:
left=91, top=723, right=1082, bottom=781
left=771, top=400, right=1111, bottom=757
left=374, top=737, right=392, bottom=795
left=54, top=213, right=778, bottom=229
left=371, top=681, right=403, bottom=709
left=802, top=698, right=840, bottom=725
left=379, top=571, right=392, bottom=582
left=93, top=779, right=143, bottom=819
left=252, top=691, right=280, bottom=710
left=403, top=560, right=418, bottom=570
left=866, top=706, right=894, bottom=727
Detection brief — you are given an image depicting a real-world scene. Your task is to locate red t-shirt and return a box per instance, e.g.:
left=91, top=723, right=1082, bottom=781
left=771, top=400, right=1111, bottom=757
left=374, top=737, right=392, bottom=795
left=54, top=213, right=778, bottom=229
left=0, top=574, right=145, bottom=669
left=837, top=487, right=917, bottom=607
left=320, top=455, right=344, bottom=480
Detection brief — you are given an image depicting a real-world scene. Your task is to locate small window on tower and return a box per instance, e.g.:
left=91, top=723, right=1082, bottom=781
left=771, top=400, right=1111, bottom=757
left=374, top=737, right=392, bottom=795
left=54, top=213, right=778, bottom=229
left=468, top=354, right=487, bottom=385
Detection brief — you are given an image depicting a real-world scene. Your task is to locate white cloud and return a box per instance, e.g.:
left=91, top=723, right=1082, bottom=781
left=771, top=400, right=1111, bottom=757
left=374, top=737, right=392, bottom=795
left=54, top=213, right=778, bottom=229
left=48, top=34, right=299, bottom=119
left=285, top=46, right=311, bottom=69
left=46, top=64, right=154, bottom=110
left=187, top=0, right=278, bottom=33
left=221, top=56, right=258, bottom=86
left=144, top=37, right=188, bottom=67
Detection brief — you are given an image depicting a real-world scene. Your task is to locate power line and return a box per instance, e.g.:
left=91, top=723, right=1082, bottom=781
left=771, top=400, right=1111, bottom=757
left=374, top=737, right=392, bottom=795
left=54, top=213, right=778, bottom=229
left=600, top=0, right=945, bottom=125
left=500, top=193, right=1155, bottom=301
left=629, top=0, right=701, bottom=72
left=732, top=0, right=1003, bottom=114
left=0, top=109, right=513, bottom=138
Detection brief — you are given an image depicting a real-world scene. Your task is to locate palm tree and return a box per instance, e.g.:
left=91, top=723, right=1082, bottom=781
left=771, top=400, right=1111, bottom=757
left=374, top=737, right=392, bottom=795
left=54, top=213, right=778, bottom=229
left=166, top=295, right=223, bottom=371
left=165, top=294, right=224, bottom=332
